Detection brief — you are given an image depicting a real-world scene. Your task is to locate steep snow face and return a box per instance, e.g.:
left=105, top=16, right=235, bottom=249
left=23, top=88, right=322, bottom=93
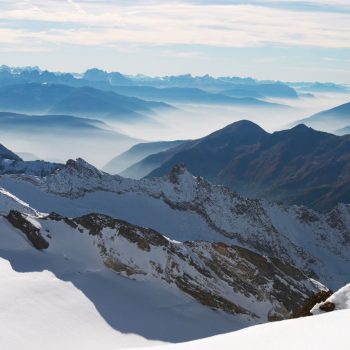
left=0, top=187, right=38, bottom=216
left=137, top=309, right=350, bottom=350
left=0, top=160, right=350, bottom=289
left=311, top=283, right=350, bottom=314
left=0, top=258, right=157, bottom=350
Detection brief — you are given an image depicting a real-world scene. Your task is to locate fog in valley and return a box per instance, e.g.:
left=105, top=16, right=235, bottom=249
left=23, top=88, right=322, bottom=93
left=1, top=90, right=350, bottom=169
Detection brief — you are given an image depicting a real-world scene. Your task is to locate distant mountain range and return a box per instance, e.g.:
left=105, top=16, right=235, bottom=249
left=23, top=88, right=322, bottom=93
left=104, top=86, right=283, bottom=108
left=106, top=85, right=285, bottom=107
left=0, top=112, right=142, bottom=166
left=119, top=120, right=350, bottom=211
left=2, top=65, right=348, bottom=99
left=221, top=82, right=298, bottom=99
left=5, top=66, right=350, bottom=107
left=292, top=82, right=350, bottom=93
left=0, top=83, right=171, bottom=120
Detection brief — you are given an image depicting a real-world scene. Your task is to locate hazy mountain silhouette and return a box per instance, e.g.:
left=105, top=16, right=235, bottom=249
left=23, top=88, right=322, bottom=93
left=0, top=83, right=172, bottom=120
left=103, top=140, right=185, bottom=175
left=296, top=101, right=350, bottom=132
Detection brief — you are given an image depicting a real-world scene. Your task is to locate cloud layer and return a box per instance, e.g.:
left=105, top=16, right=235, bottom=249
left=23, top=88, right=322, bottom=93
left=0, top=0, right=349, bottom=51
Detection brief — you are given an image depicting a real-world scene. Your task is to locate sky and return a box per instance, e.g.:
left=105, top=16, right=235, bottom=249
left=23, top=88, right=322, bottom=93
left=0, top=0, right=350, bottom=82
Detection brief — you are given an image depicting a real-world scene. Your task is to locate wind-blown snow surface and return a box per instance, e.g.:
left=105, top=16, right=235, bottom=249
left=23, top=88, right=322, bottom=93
left=0, top=159, right=349, bottom=290
left=0, top=258, right=156, bottom=350
left=135, top=310, right=350, bottom=350
left=147, top=282, right=350, bottom=350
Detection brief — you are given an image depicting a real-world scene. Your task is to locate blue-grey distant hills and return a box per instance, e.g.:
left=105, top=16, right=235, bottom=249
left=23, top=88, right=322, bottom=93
left=125, top=120, right=350, bottom=211
left=119, top=141, right=193, bottom=179
left=294, top=82, right=349, bottom=93
left=0, top=112, right=142, bottom=166
left=0, top=83, right=171, bottom=120
left=295, top=101, right=350, bottom=132
left=109, top=85, right=286, bottom=107
left=103, top=140, right=186, bottom=175
left=221, top=82, right=298, bottom=99
left=336, top=125, right=350, bottom=136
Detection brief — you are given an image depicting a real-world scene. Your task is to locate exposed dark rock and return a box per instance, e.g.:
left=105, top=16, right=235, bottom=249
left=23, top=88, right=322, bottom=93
left=46, top=212, right=78, bottom=229
left=168, top=163, right=187, bottom=184
left=75, top=213, right=170, bottom=249
left=104, top=258, right=146, bottom=277
left=75, top=214, right=116, bottom=235
left=6, top=210, right=49, bottom=250
left=291, top=290, right=333, bottom=318
left=297, top=207, right=319, bottom=223
left=319, top=301, right=336, bottom=312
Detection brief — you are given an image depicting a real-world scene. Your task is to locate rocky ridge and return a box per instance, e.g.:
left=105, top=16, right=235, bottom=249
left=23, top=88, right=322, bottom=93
left=2, top=159, right=349, bottom=289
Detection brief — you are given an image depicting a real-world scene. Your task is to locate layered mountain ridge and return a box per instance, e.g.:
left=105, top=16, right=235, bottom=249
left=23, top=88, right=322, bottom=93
left=121, top=120, right=350, bottom=211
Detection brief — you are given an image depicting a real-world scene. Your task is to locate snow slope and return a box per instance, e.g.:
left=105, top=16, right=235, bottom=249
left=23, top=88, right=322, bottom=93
left=0, top=187, right=38, bottom=215
left=0, top=258, right=156, bottom=350
left=136, top=309, right=350, bottom=350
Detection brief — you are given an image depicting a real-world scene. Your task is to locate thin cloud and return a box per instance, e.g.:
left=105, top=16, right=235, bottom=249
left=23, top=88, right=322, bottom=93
left=0, top=0, right=349, bottom=50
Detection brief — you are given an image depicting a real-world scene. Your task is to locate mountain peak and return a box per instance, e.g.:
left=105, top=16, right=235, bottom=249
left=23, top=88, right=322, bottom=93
left=64, top=158, right=104, bottom=178
left=204, top=120, right=268, bottom=143
left=218, top=120, right=267, bottom=134
left=290, top=124, right=312, bottom=132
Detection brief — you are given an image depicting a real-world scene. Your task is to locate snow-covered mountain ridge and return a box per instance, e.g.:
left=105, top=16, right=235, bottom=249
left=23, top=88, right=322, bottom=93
left=1, top=159, right=349, bottom=291
left=0, top=202, right=323, bottom=323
